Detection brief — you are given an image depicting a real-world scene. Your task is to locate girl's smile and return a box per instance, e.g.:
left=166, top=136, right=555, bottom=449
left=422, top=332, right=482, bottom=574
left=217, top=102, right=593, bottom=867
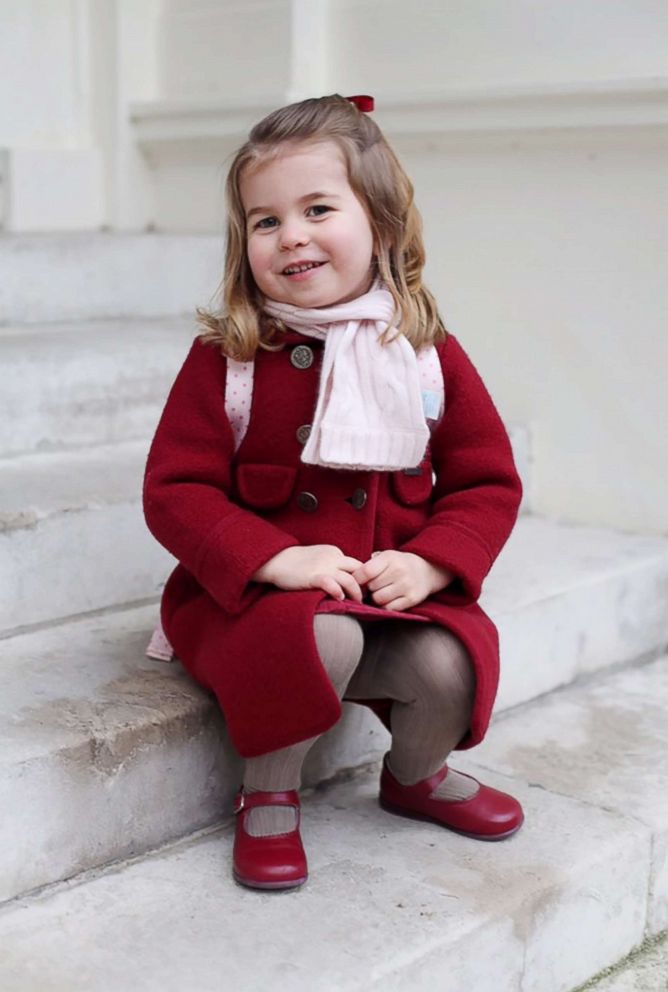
left=281, top=259, right=327, bottom=281
left=240, top=141, right=375, bottom=308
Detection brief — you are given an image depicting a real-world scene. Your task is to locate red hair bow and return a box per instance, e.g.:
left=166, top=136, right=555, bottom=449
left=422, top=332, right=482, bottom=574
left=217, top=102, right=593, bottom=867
left=346, top=95, right=375, bottom=112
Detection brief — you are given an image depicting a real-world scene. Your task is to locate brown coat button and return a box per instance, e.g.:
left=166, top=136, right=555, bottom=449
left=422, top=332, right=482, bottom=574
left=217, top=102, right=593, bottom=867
left=297, top=491, right=318, bottom=512
left=296, top=424, right=312, bottom=445
left=351, top=487, right=367, bottom=510
left=290, top=345, right=314, bottom=369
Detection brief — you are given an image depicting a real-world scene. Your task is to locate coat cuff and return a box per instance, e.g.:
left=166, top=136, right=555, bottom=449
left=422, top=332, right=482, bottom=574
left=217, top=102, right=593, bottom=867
left=399, top=522, right=493, bottom=603
left=194, top=508, right=299, bottom=614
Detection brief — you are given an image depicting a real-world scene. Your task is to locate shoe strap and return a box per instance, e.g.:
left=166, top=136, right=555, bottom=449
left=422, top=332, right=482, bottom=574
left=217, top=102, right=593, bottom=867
left=383, top=752, right=451, bottom=793
left=233, top=788, right=300, bottom=815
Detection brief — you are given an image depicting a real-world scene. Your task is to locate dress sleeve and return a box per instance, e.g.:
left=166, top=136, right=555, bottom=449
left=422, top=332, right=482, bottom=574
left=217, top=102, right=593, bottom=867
left=143, top=338, right=299, bottom=614
left=399, top=334, right=522, bottom=603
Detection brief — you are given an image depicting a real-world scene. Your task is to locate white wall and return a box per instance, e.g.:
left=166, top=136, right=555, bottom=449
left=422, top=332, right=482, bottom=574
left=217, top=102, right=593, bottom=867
left=408, top=131, right=668, bottom=533
left=159, top=0, right=292, bottom=100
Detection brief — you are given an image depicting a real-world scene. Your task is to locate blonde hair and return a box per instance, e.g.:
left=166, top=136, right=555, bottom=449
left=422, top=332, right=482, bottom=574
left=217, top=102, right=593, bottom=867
left=198, top=94, right=446, bottom=359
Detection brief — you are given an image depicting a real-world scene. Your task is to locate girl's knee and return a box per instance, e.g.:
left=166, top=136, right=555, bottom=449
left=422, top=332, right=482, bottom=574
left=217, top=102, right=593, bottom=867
left=313, top=614, right=364, bottom=694
left=396, top=626, right=476, bottom=705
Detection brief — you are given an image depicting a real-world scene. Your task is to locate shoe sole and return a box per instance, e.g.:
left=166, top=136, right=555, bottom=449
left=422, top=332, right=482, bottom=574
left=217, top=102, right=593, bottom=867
left=233, top=871, right=307, bottom=891
left=379, top=797, right=524, bottom=841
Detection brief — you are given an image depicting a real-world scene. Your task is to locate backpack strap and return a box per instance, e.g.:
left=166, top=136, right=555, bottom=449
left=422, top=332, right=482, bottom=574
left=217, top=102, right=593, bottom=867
left=416, top=344, right=445, bottom=427
left=225, top=358, right=255, bottom=452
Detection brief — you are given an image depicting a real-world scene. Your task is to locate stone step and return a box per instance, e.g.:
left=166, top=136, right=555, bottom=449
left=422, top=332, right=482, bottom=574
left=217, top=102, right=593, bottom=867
left=0, top=440, right=172, bottom=635
left=0, top=520, right=666, bottom=904
left=0, top=426, right=533, bottom=635
left=585, top=933, right=668, bottom=991
left=458, top=653, right=668, bottom=939
left=0, top=317, right=194, bottom=458
left=0, top=656, right=665, bottom=991
left=0, top=233, right=222, bottom=324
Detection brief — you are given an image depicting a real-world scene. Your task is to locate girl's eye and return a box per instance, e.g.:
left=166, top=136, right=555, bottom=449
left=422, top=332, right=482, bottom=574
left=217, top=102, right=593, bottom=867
left=306, top=205, right=331, bottom=217
left=254, top=216, right=278, bottom=230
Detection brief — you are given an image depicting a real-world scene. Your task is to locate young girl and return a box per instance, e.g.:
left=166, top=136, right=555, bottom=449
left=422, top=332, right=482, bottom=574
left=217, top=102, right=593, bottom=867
left=143, top=94, right=524, bottom=891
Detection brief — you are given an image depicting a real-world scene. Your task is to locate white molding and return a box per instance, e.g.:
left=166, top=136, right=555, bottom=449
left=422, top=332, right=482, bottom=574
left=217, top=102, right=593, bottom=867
left=377, top=77, right=668, bottom=137
left=130, top=99, right=279, bottom=150
left=130, top=78, right=668, bottom=156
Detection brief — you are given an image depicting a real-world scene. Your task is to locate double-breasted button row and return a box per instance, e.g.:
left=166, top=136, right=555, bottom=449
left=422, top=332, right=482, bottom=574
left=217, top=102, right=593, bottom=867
left=297, top=491, right=318, bottom=512
left=297, top=487, right=367, bottom=513
left=345, top=488, right=367, bottom=510
left=296, top=424, right=312, bottom=445
left=290, top=345, right=314, bottom=369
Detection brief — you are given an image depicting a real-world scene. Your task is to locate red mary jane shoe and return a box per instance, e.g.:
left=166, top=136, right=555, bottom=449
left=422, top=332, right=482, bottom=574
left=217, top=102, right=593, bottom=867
left=232, top=788, right=308, bottom=890
left=379, top=756, right=524, bottom=841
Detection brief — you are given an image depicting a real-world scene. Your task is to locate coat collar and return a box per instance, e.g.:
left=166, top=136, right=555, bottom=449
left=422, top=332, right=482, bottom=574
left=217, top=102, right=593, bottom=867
left=276, top=328, right=325, bottom=347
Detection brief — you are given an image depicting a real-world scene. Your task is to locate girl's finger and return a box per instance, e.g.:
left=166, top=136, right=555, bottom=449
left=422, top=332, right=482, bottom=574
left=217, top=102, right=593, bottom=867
left=370, top=583, right=401, bottom=606
left=339, top=555, right=365, bottom=572
left=383, top=596, right=412, bottom=612
left=336, top=571, right=364, bottom=602
left=316, top=575, right=345, bottom=600
left=366, top=572, right=396, bottom=593
left=354, top=556, right=389, bottom=585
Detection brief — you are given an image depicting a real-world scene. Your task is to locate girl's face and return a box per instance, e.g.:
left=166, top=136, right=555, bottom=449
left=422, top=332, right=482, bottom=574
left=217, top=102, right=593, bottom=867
left=240, top=140, right=375, bottom=308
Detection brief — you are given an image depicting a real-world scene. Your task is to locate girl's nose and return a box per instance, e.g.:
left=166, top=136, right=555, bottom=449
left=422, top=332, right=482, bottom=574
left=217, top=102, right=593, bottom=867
left=280, top=222, right=309, bottom=250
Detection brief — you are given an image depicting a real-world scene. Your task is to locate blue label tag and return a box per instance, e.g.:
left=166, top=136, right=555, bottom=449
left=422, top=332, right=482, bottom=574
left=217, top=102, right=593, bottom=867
left=422, top=390, right=441, bottom=420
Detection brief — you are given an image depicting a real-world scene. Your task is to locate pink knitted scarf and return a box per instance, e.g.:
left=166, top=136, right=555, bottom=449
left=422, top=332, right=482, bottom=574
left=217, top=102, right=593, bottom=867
left=263, top=286, right=430, bottom=471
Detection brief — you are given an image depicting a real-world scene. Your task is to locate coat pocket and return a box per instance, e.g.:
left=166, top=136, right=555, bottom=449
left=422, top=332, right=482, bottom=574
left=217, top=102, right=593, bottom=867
left=235, top=462, right=298, bottom=510
left=390, top=459, right=434, bottom=506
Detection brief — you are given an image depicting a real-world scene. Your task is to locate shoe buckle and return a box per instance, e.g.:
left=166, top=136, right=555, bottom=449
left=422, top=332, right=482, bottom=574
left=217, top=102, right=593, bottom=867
left=233, top=791, right=245, bottom=814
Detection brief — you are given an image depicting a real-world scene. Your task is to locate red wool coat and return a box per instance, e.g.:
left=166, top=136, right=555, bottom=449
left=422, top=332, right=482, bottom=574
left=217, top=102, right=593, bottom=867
left=143, top=331, right=522, bottom=758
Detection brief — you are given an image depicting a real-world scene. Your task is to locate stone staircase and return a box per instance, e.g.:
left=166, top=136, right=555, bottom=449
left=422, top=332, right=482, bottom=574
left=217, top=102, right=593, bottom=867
left=0, top=233, right=666, bottom=991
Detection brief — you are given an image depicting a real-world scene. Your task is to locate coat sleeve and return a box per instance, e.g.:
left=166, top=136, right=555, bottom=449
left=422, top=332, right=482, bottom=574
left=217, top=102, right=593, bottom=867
left=143, top=338, right=299, bottom=614
left=399, top=334, right=522, bottom=603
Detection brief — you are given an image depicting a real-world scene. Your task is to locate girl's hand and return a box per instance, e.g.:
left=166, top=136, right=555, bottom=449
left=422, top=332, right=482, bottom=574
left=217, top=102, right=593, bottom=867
left=253, top=545, right=365, bottom=602
left=353, top=551, right=454, bottom=612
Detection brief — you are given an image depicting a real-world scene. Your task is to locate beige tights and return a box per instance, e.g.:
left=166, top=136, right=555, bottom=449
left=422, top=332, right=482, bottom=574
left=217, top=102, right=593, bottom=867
left=243, top=615, right=477, bottom=837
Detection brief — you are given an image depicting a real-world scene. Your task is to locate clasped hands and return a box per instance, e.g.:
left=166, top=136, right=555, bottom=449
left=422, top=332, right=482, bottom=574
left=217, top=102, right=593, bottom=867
left=253, top=545, right=454, bottom=613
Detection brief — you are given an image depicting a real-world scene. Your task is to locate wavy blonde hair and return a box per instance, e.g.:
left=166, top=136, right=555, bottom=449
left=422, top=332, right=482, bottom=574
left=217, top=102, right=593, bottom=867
left=198, top=94, right=446, bottom=359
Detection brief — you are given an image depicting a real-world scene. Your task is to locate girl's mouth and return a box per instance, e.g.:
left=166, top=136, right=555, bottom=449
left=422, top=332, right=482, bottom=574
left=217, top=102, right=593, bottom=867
left=282, top=261, right=327, bottom=279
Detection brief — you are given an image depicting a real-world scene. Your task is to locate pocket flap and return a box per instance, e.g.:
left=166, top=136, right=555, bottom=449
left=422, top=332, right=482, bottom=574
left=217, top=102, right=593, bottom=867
left=390, top=460, right=433, bottom=506
left=235, top=463, right=297, bottom=510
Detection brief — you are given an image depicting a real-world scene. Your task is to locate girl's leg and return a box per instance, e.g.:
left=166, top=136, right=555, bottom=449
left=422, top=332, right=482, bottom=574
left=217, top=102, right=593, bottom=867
left=346, top=621, right=479, bottom=800
left=243, top=613, right=364, bottom=836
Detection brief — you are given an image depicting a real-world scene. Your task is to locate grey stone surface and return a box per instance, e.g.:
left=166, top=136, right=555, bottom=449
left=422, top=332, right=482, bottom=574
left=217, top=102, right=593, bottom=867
left=0, top=605, right=238, bottom=903
left=0, top=441, right=173, bottom=633
left=583, top=933, right=668, bottom=991
left=488, top=517, right=668, bottom=710
left=0, top=767, right=651, bottom=992
left=0, top=316, right=194, bottom=457
left=1, top=439, right=152, bottom=526
left=463, top=655, right=668, bottom=934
